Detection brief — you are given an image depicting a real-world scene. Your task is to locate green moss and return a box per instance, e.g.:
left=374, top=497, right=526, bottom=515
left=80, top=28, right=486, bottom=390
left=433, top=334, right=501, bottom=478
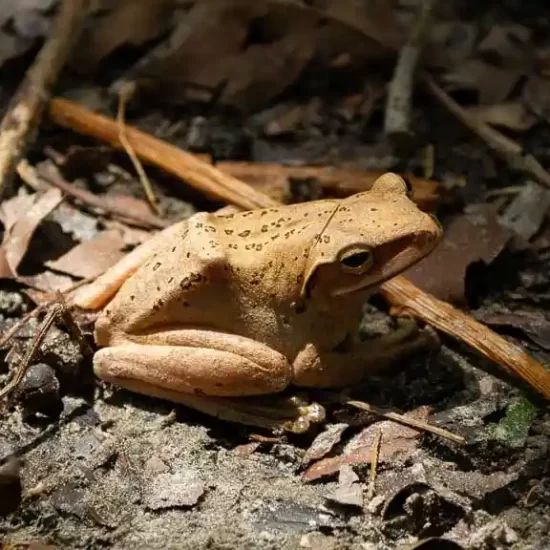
left=490, top=397, right=537, bottom=448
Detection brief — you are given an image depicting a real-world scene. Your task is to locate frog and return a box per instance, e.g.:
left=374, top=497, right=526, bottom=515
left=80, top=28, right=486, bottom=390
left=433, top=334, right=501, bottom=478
left=73, top=173, right=442, bottom=432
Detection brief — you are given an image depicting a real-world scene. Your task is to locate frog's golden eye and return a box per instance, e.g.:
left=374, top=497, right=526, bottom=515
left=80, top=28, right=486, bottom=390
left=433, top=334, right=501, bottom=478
left=338, top=246, right=374, bottom=274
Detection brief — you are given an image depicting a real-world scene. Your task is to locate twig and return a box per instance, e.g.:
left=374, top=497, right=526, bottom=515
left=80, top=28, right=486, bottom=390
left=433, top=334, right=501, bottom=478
left=116, top=81, right=160, bottom=213
left=384, top=0, right=438, bottom=137
left=214, top=161, right=440, bottom=211
left=0, top=0, right=89, bottom=199
left=0, top=304, right=63, bottom=405
left=48, top=97, right=550, bottom=401
left=49, top=98, right=280, bottom=210
left=366, top=429, right=382, bottom=501
left=29, top=161, right=169, bottom=229
left=0, top=277, right=94, bottom=350
left=381, top=275, right=550, bottom=399
left=424, top=75, right=550, bottom=189
left=344, top=399, right=466, bottom=444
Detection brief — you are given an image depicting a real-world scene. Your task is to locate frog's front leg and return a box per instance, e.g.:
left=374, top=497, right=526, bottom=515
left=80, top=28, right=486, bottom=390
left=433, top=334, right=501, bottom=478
left=293, top=319, right=437, bottom=388
left=94, top=328, right=323, bottom=432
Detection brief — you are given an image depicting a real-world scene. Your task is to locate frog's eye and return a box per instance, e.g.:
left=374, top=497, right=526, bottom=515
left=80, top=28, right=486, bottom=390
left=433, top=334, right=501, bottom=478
left=338, top=246, right=374, bottom=274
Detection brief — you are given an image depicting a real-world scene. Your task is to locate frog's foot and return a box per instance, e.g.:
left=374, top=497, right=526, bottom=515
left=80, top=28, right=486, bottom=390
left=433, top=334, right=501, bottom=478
left=293, top=318, right=439, bottom=388
left=168, top=392, right=325, bottom=434
left=103, top=376, right=325, bottom=433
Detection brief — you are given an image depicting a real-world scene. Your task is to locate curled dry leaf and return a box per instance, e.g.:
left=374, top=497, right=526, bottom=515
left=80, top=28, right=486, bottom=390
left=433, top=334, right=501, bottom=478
left=0, top=188, right=63, bottom=277
left=404, top=206, right=514, bottom=305
left=303, top=407, right=429, bottom=482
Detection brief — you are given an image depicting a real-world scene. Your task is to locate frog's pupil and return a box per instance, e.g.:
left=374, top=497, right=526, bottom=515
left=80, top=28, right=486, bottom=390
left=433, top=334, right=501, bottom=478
left=341, top=251, right=370, bottom=268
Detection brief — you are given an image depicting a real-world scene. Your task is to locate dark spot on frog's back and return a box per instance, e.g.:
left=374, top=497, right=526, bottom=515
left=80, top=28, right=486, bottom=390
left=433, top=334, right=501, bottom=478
left=152, top=262, right=162, bottom=271
left=179, top=272, right=204, bottom=291
left=225, top=229, right=234, bottom=235
left=239, top=230, right=251, bottom=237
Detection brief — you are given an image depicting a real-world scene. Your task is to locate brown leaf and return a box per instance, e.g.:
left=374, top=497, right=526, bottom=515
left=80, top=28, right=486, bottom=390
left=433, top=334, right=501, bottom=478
left=443, top=59, right=525, bottom=105
left=18, top=271, right=76, bottom=293
left=0, top=189, right=63, bottom=276
left=523, top=75, right=550, bottom=123
left=475, top=311, right=550, bottom=351
left=326, top=464, right=363, bottom=509
left=499, top=181, right=550, bottom=242
left=303, top=407, right=429, bottom=482
left=45, top=229, right=128, bottom=279
left=120, top=0, right=402, bottom=109
left=404, top=206, right=514, bottom=305
left=302, top=423, right=348, bottom=465
left=71, top=0, right=175, bottom=72
left=465, top=102, right=537, bottom=132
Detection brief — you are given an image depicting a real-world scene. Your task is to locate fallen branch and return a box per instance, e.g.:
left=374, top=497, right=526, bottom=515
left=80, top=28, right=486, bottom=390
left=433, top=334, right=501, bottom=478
left=384, top=0, right=438, bottom=137
left=215, top=161, right=441, bottom=211
left=49, top=98, right=279, bottom=210
left=381, top=275, right=550, bottom=399
left=48, top=97, right=550, bottom=400
left=49, top=98, right=440, bottom=210
left=425, top=75, right=550, bottom=189
left=0, top=0, right=89, bottom=199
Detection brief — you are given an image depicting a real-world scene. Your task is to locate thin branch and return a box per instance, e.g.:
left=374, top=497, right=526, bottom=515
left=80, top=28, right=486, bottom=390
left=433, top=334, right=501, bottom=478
left=116, top=81, right=160, bottom=213
left=30, top=161, right=169, bottom=230
left=424, top=75, right=550, bottom=189
left=0, top=304, right=62, bottom=405
left=381, top=275, right=550, bottom=399
left=384, top=0, right=438, bottom=137
left=0, top=0, right=89, bottom=199
left=49, top=98, right=280, bottom=210
left=344, top=399, right=466, bottom=444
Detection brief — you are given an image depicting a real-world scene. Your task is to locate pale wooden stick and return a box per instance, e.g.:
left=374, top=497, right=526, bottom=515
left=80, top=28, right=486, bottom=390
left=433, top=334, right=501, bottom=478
left=0, top=0, right=89, bottom=199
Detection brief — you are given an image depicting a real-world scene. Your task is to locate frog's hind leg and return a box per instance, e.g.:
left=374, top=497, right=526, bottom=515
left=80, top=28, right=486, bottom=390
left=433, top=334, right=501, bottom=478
left=93, top=331, right=321, bottom=433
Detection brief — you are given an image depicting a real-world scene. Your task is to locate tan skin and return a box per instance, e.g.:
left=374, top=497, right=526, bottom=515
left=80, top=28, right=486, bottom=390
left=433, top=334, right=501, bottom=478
left=74, top=173, right=442, bottom=432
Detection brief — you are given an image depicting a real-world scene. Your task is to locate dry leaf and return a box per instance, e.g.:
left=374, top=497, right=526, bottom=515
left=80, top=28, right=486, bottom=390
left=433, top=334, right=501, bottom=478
left=303, top=407, right=429, bottom=482
left=404, top=206, right=514, bottom=305
left=110, top=0, right=402, bottom=109
left=45, top=230, right=128, bottom=279
left=18, top=271, right=76, bottom=294
left=465, top=102, right=537, bottom=132
left=499, top=181, right=550, bottom=242
left=443, top=59, right=524, bottom=105
left=522, top=75, right=550, bottom=123
left=475, top=311, right=550, bottom=351
left=71, top=0, right=175, bottom=72
left=302, top=423, right=348, bottom=465
left=0, top=189, right=63, bottom=276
